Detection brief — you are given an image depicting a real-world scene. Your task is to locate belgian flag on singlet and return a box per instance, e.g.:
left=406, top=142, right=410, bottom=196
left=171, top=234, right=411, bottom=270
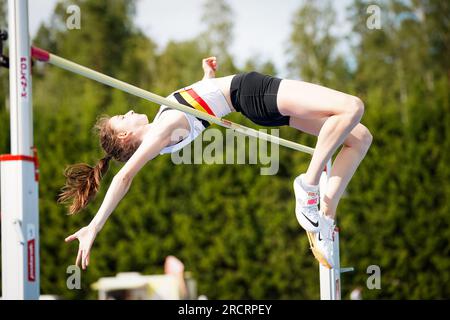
left=173, top=88, right=216, bottom=129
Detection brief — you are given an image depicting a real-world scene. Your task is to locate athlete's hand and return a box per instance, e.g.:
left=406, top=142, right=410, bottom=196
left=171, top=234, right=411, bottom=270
left=65, top=224, right=98, bottom=270
left=202, top=56, right=217, bottom=76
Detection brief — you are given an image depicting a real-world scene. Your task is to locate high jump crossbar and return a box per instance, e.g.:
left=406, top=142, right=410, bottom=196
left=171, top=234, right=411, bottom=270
left=31, top=47, right=315, bottom=155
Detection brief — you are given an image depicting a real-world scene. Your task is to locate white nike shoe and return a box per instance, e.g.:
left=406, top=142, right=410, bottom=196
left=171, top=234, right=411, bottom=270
left=293, top=174, right=320, bottom=232
left=306, top=213, right=336, bottom=269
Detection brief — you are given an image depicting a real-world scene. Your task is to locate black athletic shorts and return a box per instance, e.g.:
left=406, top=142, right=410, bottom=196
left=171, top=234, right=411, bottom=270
left=230, top=71, right=290, bottom=127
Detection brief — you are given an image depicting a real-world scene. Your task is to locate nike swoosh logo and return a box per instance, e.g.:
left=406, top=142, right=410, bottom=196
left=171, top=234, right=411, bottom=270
left=300, top=211, right=319, bottom=228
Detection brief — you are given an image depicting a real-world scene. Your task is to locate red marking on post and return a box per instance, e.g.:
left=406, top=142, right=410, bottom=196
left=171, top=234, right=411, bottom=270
left=31, top=47, right=50, bottom=62
left=0, top=149, right=40, bottom=182
left=0, top=154, right=35, bottom=162
left=27, top=239, right=36, bottom=282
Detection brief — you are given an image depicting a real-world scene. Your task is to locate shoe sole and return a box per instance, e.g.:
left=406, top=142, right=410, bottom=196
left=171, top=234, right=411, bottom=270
left=306, top=231, right=333, bottom=269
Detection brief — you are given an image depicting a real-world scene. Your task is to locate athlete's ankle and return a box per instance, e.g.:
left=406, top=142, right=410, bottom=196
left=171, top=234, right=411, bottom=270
left=321, top=205, right=335, bottom=220
left=322, top=212, right=336, bottom=223
left=300, top=174, right=319, bottom=191
left=320, top=195, right=337, bottom=220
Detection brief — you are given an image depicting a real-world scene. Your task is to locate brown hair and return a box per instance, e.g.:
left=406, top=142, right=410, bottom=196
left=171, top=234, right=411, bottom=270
left=57, top=115, right=141, bottom=215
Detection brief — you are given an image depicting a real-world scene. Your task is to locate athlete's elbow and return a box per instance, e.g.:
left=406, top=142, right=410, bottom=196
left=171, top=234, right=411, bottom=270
left=114, top=172, right=132, bottom=187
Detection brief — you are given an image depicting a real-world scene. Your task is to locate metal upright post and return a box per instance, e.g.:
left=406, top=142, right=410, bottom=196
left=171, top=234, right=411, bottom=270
left=0, top=0, right=40, bottom=300
left=319, top=160, right=354, bottom=300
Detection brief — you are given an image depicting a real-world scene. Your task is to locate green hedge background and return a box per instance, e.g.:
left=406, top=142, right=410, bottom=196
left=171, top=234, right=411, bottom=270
left=0, top=0, right=449, bottom=299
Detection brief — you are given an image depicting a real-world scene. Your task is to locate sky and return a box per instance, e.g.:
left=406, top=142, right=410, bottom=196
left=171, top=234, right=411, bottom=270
left=28, top=0, right=353, bottom=77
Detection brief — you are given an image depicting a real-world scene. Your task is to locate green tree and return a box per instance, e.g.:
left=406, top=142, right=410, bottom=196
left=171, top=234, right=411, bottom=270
left=339, top=0, right=450, bottom=299
left=287, top=0, right=345, bottom=86
left=285, top=0, right=450, bottom=299
left=23, top=0, right=159, bottom=299
left=243, top=56, right=277, bottom=76
left=1, top=0, right=448, bottom=300
left=198, top=0, right=236, bottom=75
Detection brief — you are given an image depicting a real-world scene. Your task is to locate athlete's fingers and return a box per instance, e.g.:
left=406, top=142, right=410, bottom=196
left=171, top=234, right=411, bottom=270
left=207, top=58, right=217, bottom=70
left=81, top=250, right=86, bottom=270
left=203, top=57, right=216, bottom=65
left=86, top=253, right=90, bottom=267
left=75, top=248, right=82, bottom=267
left=65, top=233, right=78, bottom=242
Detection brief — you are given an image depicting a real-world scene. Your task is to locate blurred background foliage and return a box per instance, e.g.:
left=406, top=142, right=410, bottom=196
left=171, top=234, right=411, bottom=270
left=0, top=0, right=449, bottom=299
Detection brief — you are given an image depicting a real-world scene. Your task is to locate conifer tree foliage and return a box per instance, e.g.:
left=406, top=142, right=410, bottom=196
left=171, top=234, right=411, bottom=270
left=288, top=0, right=450, bottom=299
left=0, top=0, right=448, bottom=299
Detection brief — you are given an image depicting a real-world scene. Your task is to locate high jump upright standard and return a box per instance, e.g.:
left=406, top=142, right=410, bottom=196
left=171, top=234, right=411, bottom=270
left=0, top=0, right=40, bottom=299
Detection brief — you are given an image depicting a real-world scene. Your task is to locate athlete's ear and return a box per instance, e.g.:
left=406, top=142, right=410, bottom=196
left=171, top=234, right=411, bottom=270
left=117, top=131, right=131, bottom=140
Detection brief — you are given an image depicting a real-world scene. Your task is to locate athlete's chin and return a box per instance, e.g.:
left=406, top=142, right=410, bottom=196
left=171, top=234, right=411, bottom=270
left=140, top=114, right=149, bottom=125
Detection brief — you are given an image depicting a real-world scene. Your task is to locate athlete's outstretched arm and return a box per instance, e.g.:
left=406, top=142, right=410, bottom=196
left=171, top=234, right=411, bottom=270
left=90, top=130, right=169, bottom=231
left=202, top=56, right=217, bottom=79
left=65, top=112, right=189, bottom=269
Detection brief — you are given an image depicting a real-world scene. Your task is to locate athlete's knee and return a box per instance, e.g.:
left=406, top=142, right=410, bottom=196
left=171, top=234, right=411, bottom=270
left=360, top=126, right=373, bottom=150
left=346, top=96, right=364, bottom=123
left=353, top=124, right=373, bottom=152
left=344, top=124, right=373, bottom=151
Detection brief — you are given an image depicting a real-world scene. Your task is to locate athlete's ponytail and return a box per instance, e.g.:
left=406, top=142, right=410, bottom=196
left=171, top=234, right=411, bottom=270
left=58, top=115, right=140, bottom=215
left=57, top=155, right=112, bottom=215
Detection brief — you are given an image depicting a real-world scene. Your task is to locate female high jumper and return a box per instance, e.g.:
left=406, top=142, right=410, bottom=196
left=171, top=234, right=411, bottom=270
left=59, top=56, right=372, bottom=269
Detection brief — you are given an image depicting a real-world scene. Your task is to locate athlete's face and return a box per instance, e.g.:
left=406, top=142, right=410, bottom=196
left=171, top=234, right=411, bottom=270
left=109, top=110, right=149, bottom=137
